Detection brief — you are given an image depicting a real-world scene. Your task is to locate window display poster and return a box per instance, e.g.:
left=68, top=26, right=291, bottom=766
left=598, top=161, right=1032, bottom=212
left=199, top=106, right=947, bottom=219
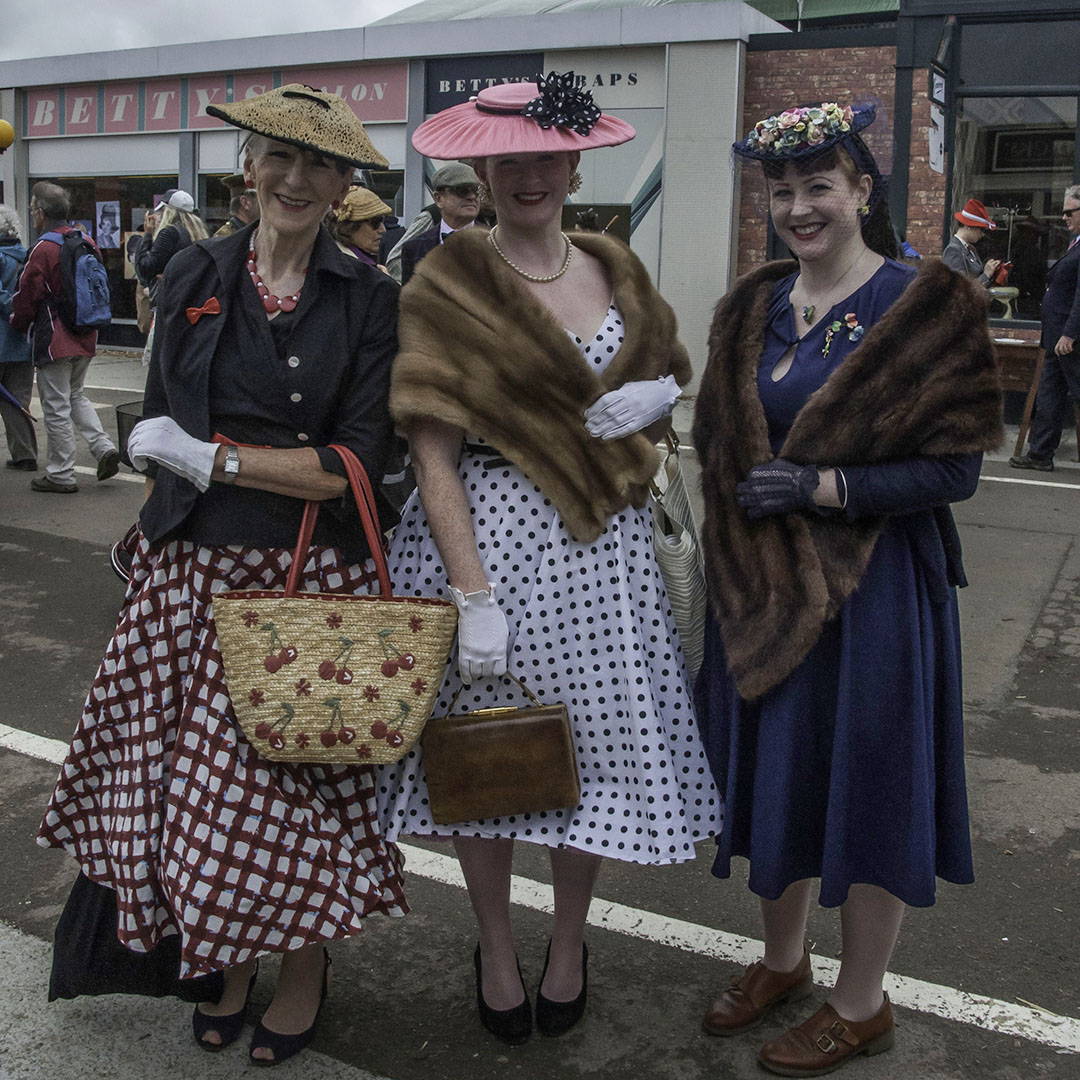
left=123, top=231, right=141, bottom=279
left=132, top=207, right=148, bottom=231
left=73, top=219, right=94, bottom=237
left=96, top=201, right=121, bottom=248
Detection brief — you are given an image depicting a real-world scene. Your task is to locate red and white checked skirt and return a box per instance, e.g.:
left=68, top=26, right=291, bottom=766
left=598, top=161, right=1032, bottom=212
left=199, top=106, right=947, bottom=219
left=38, top=537, right=409, bottom=978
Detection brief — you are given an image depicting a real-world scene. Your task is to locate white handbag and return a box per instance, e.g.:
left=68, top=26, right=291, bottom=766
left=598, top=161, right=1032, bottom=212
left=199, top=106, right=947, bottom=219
left=651, top=434, right=707, bottom=677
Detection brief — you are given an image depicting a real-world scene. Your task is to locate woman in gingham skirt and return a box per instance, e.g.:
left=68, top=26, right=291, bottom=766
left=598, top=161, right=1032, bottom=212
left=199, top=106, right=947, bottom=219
left=38, top=86, right=405, bottom=1067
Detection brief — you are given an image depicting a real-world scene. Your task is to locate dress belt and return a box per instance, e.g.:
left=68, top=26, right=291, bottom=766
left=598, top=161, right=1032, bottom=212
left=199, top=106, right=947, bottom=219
left=463, top=443, right=511, bottom=469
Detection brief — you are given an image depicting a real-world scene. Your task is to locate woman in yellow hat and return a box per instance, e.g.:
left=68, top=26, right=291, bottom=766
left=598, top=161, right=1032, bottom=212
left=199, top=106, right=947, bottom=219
left=38, top=85, right=405, bottom=1068
left=332, top=186, right=394, bottom=274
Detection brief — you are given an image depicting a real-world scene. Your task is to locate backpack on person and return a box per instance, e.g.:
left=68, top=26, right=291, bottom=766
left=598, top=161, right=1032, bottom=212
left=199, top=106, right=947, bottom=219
left=40, top=229, right=112, bottom=332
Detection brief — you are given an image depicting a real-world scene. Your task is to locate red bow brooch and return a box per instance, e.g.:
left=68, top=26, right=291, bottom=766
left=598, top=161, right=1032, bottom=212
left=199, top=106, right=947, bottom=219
left=186, top=296, right=221, bottom=325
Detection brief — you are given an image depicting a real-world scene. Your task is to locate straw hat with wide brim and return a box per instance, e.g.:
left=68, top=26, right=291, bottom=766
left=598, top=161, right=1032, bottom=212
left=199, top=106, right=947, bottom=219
left=336, top=186, right=393, bottom=223
left=411, top=75, right=635, bottom=159
left=207, top=84, right=388, bottom=169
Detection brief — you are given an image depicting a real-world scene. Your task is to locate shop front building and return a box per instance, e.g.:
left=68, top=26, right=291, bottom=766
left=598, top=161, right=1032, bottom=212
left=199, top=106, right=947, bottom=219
left=0, top=0, right=783, bottom=359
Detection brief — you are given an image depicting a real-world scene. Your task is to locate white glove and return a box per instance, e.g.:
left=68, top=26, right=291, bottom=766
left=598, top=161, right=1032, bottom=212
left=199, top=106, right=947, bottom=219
left=584, top=374, right=681, bottom=440
left=126, top=415, right=219, bottom=492
left=449, top=582, right=510, bottom=684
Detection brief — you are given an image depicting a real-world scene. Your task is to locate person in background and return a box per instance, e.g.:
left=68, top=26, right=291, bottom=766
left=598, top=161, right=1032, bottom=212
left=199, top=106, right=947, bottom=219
left=135, top=189, right=209, bottom=364
left=332, top=186, right=394, bottom=273
left=136, top=189, right=209, bottom=289
left=0, top=204, right=37, bottom=471
left=942, top=197, right=1001, bottom=286
left=693, top=102, right=1002, bottom=1077
left=378, top=214, right=405, bottom=264
left=9, top=182, right=120, bottom=493
left=1009, top=182, right=1080, bottom=472
left=390, top=162, right=483, bottom=285
left=213, top=181, right=260, bottom=239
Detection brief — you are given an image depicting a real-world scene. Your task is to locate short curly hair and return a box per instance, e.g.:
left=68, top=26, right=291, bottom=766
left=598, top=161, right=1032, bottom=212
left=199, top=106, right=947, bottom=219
left=0, top=204, right=22, bottom=242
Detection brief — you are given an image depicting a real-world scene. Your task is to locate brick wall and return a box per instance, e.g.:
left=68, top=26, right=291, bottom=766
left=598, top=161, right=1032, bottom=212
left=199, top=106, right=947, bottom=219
left=904, top=66, right=949, bottom=262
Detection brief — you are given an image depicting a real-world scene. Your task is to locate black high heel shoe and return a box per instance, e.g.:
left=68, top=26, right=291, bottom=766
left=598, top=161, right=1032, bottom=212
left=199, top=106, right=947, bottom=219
left=536, top=941, right=588, bottom=1037
left=474, top=944, right=532, bottom=1045
left=249, top=948, right=330, bottom=1067
left=192, top=962, right=258, bottom=1052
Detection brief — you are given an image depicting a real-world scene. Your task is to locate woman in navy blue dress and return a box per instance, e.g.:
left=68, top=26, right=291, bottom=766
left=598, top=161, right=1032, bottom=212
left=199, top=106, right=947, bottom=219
left=692, top=103, right=1002, bottom=1076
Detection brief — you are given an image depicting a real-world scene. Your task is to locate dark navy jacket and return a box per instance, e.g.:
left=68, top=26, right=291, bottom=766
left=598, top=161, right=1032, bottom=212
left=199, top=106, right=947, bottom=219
left=140, top=224, right=398, bottom=562
left=1040, top=238, right=1080, bottom=350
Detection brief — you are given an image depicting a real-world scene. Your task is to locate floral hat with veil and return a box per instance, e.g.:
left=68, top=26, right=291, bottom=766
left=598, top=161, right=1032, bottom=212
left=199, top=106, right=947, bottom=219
left=733, top=102, right=885, bottom=209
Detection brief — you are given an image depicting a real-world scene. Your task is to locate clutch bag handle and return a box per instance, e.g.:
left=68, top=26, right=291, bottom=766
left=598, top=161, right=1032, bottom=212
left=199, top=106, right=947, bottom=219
left=283, top=444, right=392, bottom=599
left=443, top=672, right=545, bottom=715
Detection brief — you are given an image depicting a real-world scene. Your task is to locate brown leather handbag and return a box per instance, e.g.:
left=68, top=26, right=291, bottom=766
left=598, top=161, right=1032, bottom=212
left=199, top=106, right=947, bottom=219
left=421, top=673, right=580, bottom=825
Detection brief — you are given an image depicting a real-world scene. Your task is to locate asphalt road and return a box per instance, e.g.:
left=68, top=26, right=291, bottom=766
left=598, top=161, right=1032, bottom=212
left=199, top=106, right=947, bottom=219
left=0, top=352, right=1077, bottom=1080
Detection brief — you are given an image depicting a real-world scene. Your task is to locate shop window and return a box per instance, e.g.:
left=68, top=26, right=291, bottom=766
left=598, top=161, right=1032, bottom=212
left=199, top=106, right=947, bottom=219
left=951, top=96, right=1077, bottom=321
left=198, top=174, right=236, bottom=235
left=30, top=174, right=177, bottom=323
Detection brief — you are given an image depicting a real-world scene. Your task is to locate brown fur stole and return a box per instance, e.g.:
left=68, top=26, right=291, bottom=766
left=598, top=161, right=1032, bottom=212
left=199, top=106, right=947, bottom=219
left=391, top=229, right=690, bottom=543
left=692, top=257, right=1003, bottom=701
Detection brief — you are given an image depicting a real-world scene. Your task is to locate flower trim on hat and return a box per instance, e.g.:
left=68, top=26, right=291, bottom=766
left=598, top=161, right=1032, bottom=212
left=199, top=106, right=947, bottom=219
left=522, top=71, right=602, bottom=137
left=747, top=103, right=856, bottom=156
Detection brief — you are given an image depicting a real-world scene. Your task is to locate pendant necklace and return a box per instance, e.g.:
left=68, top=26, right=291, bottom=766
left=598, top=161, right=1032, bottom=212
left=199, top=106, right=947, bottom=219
left=488, top=225, right=574, bottom=283
left=797, top=249, right=868, bottom=328
left=247, top=232, right=307, bottom=313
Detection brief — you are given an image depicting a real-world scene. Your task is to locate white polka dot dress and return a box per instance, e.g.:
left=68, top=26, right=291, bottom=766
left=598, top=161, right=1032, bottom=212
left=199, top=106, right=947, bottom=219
left=377, top=305, right=723, bottom=865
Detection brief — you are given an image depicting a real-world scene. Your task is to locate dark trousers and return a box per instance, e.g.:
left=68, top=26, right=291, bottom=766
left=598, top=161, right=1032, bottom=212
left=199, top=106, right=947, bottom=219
left=1028, top=348, right=1080, bottom=461
left=0, top=361, right=37, bottom=464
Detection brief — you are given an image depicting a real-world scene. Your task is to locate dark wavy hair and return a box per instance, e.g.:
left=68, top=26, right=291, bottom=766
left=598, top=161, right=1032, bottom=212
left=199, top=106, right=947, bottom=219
left=761, top=136, right=897, bottom=260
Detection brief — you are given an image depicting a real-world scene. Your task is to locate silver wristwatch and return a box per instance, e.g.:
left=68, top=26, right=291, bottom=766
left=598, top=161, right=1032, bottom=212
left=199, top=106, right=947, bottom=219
left=222, top=444, right=241, bottom=484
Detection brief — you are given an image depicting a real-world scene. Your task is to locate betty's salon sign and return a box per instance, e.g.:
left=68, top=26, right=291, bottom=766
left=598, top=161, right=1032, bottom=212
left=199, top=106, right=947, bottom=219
left=23, top=63, right=407, bottom=137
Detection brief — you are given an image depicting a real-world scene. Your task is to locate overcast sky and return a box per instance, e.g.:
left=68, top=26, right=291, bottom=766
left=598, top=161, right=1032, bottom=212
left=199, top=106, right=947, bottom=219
left=0, top=0, right=422, bottom=62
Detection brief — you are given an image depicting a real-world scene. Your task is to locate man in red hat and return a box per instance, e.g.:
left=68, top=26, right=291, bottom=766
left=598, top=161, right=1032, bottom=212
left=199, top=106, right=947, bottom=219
left=942, top=198, right=1001, bottom=286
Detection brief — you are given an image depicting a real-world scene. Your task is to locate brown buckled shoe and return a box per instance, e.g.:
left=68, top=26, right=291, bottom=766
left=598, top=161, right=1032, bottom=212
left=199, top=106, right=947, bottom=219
left=702, top=951, right=813, bottom=1036
left=757, top=995, right=894, bottom=1077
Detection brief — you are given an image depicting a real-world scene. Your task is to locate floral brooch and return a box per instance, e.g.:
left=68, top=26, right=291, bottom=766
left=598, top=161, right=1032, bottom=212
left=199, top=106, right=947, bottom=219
left=822, top=313, right=865, bottom=357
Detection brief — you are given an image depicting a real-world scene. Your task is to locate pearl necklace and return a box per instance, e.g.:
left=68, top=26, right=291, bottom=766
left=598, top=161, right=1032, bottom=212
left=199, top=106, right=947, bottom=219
left=246, top=233, right=306, bottom=313
left=487, top=226, right=574, bottom=283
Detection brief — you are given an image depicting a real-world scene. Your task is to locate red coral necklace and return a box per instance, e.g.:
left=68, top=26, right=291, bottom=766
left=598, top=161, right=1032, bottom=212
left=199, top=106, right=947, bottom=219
left=246, top=232, right=306, bottom=313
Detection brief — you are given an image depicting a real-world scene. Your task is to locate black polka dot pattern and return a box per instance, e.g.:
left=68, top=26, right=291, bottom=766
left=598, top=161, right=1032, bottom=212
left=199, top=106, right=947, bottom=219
left=376, top=305, right=724, bottom=864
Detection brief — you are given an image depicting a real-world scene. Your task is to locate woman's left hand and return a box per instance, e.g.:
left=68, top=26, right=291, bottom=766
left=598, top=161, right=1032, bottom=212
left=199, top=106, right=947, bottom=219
left=736, top=459, right=820, bottom=519
left=584, top=375, right=680, bottom=440
left=127, top=416, right=219, bottom=492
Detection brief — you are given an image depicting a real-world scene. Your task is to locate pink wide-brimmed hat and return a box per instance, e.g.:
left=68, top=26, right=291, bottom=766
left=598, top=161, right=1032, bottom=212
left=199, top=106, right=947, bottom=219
left=411, top=73, right=635, bottom=159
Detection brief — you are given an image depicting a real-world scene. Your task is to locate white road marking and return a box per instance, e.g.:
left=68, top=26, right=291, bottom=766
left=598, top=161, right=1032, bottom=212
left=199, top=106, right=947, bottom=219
left=85, top=384, right=144, bottom=393
left=979, top=474, right=1080, bottom=491
left=2, top=723, right=1078, bottom=1055
left=72, top=465, right=143, bottom=484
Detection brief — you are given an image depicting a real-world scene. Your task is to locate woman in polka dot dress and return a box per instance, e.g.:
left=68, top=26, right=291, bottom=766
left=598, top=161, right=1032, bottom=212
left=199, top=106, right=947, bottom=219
left=380, top=77, right=723, bottom=1044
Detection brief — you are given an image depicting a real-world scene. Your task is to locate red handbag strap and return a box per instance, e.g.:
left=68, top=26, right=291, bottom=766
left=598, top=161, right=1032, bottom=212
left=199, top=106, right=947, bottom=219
left=284, top=445, right=392, bottom=598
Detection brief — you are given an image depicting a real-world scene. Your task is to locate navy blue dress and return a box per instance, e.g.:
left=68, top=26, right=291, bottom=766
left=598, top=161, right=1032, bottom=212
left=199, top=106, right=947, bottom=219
left=696, top=258, right=978, bottom=908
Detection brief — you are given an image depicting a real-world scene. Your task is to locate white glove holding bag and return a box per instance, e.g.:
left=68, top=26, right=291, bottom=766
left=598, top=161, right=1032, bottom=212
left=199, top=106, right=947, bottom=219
left=126, top=415, right=219, bottom=492
left=449, top=583, right=510, bottom=684
left=584, top=374, right=680, bottom=440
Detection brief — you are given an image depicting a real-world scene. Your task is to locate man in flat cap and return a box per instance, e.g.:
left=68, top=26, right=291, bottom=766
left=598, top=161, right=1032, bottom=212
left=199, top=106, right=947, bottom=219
left=392, top=162, right=482, bottom=285
left=212, top=173, right=260, bottom=238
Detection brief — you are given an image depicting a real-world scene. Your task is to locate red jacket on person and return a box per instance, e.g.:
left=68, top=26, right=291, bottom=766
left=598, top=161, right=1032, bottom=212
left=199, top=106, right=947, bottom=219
left=9, top=224, right=99, bottom=364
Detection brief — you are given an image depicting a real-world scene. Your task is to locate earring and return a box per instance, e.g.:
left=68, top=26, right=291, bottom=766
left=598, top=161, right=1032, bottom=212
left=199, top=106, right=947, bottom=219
left=568, top=171, right=583, bottom=195
left=858, top=203, right=870, bottom=217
